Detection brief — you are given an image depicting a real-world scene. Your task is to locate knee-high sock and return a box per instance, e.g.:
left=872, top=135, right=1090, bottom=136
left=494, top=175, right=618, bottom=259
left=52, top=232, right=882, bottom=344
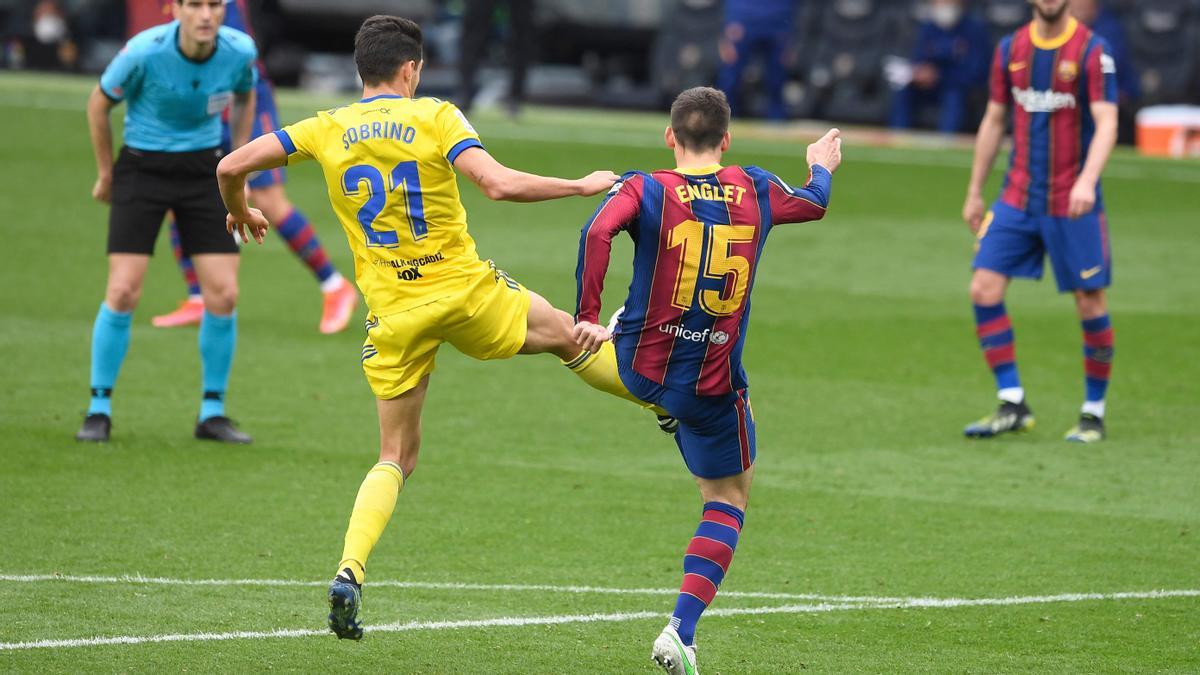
left=275, top=209, right=338, bottom=287
left=338, top=461, right=405, bottom=584
left=1081, top=314, right=1114, bottom=416
left=671, top=502, right=744, bottom=646
left=562, top=341, right=668, bottom=415
left=974, top=303, right=1022, bottom=401
left=169, top=221, right=202, bottom=298
left=88, top=303, right=133, bottom=416
left=198, top=310, right=236, bottom=421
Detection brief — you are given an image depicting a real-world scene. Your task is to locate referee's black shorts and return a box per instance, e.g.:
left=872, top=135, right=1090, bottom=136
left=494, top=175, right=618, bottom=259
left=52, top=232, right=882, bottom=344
left=108, top=146, right=238, bottom=256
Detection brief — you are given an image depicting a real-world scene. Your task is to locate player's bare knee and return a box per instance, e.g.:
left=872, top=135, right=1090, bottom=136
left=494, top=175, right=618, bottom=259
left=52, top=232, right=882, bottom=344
left=1074, top=290, right=1106, bottom=319
left=105, top=284, right=142, bottom=312
left=969, top=277, right=1003, bottom=305
left=204, top=285, right=239, bottom=314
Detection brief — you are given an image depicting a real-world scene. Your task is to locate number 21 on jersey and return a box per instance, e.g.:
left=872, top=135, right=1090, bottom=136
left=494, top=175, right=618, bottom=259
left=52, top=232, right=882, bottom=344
left=341, top=160, right=427, bottom=247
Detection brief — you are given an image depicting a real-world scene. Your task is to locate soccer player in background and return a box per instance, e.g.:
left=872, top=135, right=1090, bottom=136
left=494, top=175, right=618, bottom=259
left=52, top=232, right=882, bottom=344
left=216, top=16, right=669, bottom=640
left=962, top=0, right=1118, bottom=442
left=77, top=0, right=256, bottom=443
left=125, top=0, right=358, bottom=333
left=573, top=87, right=842, bottom=673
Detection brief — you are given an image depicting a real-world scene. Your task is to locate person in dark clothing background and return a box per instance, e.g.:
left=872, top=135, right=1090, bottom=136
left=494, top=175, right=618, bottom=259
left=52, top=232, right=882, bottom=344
left=1071, top=0, right=1139, bottom=102
left=457, top=0, right=533, bottom=115
left=889, top=0, right=991, bottom=133
left=716, top=0, right=796, bottom=121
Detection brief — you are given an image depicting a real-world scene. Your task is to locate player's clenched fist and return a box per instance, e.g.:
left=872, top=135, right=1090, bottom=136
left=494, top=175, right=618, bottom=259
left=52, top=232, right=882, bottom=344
left=576, top=171, right=620, bottom=197
left=963, top=193, right=986, bottom=233
left=572, top=321, right=612, bottom=354
left=806, top=128, right=842, bottom=173
left=227, top=207, right=270, bottom=245
left=92, top=174, right=112, bottom=204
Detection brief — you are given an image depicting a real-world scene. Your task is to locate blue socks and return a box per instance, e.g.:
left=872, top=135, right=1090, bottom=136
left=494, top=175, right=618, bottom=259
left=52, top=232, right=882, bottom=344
left=199, top=310, right=236, bottom=421
left=88, top=303, right=133, bottom=416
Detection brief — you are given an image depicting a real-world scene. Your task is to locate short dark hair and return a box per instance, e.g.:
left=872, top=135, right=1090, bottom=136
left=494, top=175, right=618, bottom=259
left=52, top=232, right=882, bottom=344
left=354, top=15, right=423, bottom=86
left=670, top=87, right=731, bottom=151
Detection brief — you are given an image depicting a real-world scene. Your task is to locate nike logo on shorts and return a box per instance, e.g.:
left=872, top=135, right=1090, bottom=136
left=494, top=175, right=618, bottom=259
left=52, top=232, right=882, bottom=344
left=1080, top=266, right=1103, bottom=280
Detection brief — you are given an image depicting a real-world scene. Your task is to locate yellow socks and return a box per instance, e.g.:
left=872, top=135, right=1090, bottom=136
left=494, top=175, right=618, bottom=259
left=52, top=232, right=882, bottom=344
left=562, top=341, right=668, bottom=416
left=336, top=461, right=404, bottom=584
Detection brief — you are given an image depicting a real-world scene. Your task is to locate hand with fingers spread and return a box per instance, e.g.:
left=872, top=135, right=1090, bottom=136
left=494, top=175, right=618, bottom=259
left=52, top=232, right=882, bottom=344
left=806, top=128, right=843, bottom=174
left=572, top=321, right=612, bottom=354
left=227, top=207, right=270, bottom=245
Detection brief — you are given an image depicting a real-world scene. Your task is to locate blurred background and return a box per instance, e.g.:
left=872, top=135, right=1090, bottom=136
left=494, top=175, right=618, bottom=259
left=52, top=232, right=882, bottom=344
left=3, top=0, right=1199, bottom=144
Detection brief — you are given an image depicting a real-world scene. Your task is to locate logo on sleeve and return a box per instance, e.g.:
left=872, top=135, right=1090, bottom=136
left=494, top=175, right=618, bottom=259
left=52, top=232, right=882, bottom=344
left=455, top=109, right=477, bottom=134
left=1100, top=53, right=1116, bottom=74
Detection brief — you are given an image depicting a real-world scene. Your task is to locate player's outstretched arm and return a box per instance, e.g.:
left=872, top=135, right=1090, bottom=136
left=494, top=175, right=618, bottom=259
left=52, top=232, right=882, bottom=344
left=964, top=101, right=1007, bottom=232
left=1069, top=101, right=1117, bottom=219
left=453, top=147, right=618, bottom=202
left=86, top=86, right=117, bottom=203
left=216, top=134, right=287, bottom=244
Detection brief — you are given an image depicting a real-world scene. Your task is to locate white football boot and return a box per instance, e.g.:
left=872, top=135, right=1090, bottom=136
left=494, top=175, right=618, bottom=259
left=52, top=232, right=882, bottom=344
left=651, top=625, right=699, bottom=675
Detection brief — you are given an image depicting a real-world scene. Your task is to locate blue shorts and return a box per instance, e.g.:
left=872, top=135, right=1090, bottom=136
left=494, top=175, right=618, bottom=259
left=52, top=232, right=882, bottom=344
left=221, top=78, right=286, bottom=190
left=618, top=361, right=756, bottom=480
left=973, top=201, right=1112, bottom=292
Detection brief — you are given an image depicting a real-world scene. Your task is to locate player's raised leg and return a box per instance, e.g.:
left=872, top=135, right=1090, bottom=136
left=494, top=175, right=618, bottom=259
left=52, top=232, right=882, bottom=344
left=329, top=375, right=428, bottom=640
left=190, top=253, right=251, bottom=443
left=964, top=267, right=1034, bottom=437
left=77, top=254, right=150, bottom=442
left=521, top=290, right=669, bottom=417
left=1067, top=288, right=1112, bottom=442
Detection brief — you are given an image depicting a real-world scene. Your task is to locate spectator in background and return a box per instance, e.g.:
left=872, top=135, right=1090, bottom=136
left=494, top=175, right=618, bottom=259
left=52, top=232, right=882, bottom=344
left=1071, top=0, right=1139, bottom=103
left=716, top=0, right=796, bottom=121
left=889, top=0, right=990, bottom=133
left=17, top=0, right=78, bottom=70
left=458, top=0, right=533, bottom=116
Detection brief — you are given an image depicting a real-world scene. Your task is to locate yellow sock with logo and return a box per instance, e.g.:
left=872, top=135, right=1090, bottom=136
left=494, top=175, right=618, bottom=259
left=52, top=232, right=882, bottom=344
left=336, top=461, right=404, bottom=584
left=562, top=341, right=668, bottom=416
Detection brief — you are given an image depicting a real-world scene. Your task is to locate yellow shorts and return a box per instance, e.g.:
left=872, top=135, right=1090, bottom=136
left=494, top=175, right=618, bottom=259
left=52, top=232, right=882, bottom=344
left=361, top=262, right=531, bottom=399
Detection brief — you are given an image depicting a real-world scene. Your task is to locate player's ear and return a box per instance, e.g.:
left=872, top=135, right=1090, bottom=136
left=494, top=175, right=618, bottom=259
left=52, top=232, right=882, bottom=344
left=719, top=132, right=731, bottom=153
left=665, top=126, right=676, bottom=150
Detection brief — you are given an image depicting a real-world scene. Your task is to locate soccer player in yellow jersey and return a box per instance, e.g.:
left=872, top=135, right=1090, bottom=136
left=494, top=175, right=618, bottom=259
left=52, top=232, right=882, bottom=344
left=215, top=15, right=660, bottom=639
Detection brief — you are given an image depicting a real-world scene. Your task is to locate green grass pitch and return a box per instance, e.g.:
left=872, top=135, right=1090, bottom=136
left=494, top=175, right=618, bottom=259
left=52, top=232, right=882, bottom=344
left=0, top=74, right=1197, bottom=672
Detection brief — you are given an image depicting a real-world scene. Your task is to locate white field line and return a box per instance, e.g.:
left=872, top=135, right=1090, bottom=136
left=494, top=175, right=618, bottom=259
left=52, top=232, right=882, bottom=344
left=0, top=573, right=881, bottom=603
left=0, top=576, right=1195, bottom=652
left=2, top=96, right=1197, bottom=183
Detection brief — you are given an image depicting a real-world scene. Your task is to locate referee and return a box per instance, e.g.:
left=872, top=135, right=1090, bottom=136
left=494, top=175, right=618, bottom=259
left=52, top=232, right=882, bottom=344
left=77, top=0, right=256, bottom=443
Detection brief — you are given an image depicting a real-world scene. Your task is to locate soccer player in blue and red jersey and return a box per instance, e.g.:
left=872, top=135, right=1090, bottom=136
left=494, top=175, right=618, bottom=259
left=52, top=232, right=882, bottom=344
left=126, top=0, right=358, bottom=333
left=573, top=87, right=841, bottom=673
left=962, top=0, right=1118, bottom=443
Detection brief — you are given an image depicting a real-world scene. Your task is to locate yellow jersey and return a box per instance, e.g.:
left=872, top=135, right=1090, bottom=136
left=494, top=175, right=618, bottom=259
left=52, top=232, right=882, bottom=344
left=275, top=94, right=489, bottom=315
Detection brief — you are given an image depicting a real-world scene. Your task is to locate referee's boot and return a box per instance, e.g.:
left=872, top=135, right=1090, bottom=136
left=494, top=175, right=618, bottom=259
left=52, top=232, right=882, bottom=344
left=194, top=416, right=252, bottom=444
left=75, top=413, right=111, bottom=442
left=964, top=399, right=1035, bottom=438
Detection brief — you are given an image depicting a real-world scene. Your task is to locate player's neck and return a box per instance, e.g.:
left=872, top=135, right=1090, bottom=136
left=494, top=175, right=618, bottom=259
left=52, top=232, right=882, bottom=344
left=673, top=149, right=724, bottom=172
left=1033, top=13, right=1075, bottom=43
left=176, top=30, right=216, bottom=62
left=361, top=82, right=415, bottom=101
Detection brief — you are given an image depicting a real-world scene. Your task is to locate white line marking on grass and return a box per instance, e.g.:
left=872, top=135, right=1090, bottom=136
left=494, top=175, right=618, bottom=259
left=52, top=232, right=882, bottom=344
left=0, top=581, right=1195, bottom=652
left=0, top=573, right=873, bottom=602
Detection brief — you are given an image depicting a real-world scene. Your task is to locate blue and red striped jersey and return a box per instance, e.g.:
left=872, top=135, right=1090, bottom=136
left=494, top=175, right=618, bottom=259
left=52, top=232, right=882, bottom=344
left=576, top=164, right=832, bottom=397
left=990, top=17, right=1118, bottom=216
